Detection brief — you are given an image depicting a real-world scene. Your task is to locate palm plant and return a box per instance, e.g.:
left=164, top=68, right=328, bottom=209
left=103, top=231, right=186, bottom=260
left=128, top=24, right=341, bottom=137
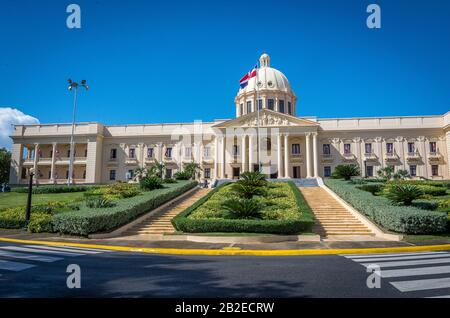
left=377, top=166, right=394, bottom=180
left=387, top=184, right=422, bottom=206
left=222, top=198, right=263, bottom=219
left=238, top=171, right=267, bottom=187
left=133, top=167, right=148, bottom=182
left=184, top=162, right=202, bottom=179
left=231, top=183, right=266, bottom=199
left=149, top=160, right=165, bottom=179
left=393, top=169, right=410, bottom=180
left=332, top=164, right=360, bottom=180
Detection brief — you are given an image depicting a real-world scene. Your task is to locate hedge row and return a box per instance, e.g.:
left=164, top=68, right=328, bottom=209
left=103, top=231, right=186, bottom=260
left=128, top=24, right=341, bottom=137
left=11, top=185, right=95, bottom=194
left=171, top=181, right=315, bottom=235
left=52, top=181, right=197, bottom=236
left=324, top=179, right=447, bottom=234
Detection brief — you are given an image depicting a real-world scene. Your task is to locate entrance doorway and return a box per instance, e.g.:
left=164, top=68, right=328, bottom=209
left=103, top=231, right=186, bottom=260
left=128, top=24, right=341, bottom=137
left=293, top=166, right=301, bottom=178
left=232, top=167, right=240, bottom=179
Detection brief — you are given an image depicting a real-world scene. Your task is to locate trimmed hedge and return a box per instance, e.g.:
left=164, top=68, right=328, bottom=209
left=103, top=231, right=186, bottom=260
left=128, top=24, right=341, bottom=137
left=412, top=200, right=439, bottom=211
left=324, top=179, right=447, bottom=234
left=172, top=181, right=315, bottom=235
left=11, top=185, right=95, bottom=194
left=53, top=181, right=197, bottom=236
left=356, top=183, right=384, bottom=195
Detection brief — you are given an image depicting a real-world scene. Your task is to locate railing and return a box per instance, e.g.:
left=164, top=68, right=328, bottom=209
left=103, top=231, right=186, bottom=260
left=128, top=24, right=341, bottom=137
left=406, top=151, right=421, bottom=160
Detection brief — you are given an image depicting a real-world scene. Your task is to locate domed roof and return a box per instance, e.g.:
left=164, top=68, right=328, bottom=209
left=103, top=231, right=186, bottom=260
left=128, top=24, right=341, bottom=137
left=237, top=54, right=293, bottom=95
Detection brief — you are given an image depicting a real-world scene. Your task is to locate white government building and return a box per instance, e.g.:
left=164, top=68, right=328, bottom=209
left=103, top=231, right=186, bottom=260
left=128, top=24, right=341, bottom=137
left=9, top=54, right=450, bottom=185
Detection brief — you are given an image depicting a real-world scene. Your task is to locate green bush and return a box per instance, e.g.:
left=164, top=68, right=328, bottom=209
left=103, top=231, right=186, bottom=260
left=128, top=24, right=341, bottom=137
left=412, top=200, right=439, bottom=211
left=53, top=181, right=197, bottom=236
left=222, top=198, right=264, bottom=219
left=387, top=184, right=422, bottom=206
left=174, top=170, right=192, bottom=180
left=28, top=214, right=54, bottom=233
left=356, top=183, right=384, bottom=195
left=231, top=183, right=266, bottom=199
left=85, top=196, right=116, bottom=208
left=139, top=176, right=163, bottom=190
left=163, top=178, right=177, bottom=184
left=172, top=182, right=315, bottom=235
left=417, top=185, right=447, bottom=196
left=332, top=164, right=360, bottom=180
left=238, top=171, right=268, bottom=187
left=324, top=179, right=447, bottom=234
left=11, top=185, right=94, bottom=194
left=84, top=183, right=140, bottom=200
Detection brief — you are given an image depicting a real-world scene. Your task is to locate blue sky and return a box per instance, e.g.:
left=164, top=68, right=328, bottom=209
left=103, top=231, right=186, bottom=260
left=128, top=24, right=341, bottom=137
left=0, top=0, right=449, bottom=126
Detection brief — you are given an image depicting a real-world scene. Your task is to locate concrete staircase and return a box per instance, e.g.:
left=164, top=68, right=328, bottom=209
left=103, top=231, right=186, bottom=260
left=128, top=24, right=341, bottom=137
left=299, top=187, right=374, bottom=237
left=122, top=188, right=211, bottom=235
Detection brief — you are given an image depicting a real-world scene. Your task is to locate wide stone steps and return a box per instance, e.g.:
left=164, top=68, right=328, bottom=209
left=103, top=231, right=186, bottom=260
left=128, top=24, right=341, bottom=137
left=122, top=188, right=210, bottom=235
left=300, top=187, right=374, bottom=237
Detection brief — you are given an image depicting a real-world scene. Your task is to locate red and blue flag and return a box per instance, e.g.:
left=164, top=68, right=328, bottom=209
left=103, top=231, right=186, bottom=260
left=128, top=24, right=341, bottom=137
left=239, top=64, right=257, bottom=89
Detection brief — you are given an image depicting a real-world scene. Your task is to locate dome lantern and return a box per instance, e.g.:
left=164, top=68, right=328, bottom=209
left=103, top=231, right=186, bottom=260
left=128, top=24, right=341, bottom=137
left=260, top=53, right=270, bottom=68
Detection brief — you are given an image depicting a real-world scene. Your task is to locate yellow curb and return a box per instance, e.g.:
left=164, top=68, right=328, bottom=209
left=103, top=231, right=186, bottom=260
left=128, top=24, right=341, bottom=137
left=0, top=237, right=450, bottom=256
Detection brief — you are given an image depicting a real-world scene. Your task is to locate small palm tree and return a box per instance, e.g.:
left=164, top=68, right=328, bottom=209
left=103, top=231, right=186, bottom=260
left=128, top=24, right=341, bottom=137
left=238, top=171, right=267, bottom=187
left=332, top=164, right=360, bottom=180
left=184, top=162, right=202, bottom=179
left=149, top=160, right=165, bottom=179
left=387, top=184, right=422, bottom=206
left=393, top=169, right=410, bottom=180
left=222, top=198, right=263, bottom=219
left=377, top=166, right=394, bottom=180
left=133, top=167, right=148, bottom=182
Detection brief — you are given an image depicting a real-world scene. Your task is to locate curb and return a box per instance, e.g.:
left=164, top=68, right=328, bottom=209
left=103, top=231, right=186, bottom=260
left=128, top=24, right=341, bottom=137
left=1, top=237, right=450, bottom=256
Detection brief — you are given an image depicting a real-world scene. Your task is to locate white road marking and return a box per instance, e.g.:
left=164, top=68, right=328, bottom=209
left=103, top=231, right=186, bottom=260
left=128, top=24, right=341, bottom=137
left=47, top=245, right=113, bottom=253
left=381, top=265, right=450, bottom=278
left=351, top=254, right=450, bottom=263
left=342, top=252, right=447, bottom=259
left=427, top=295, right=450, bottom=298
left=361, top=257, right=450, bottom=268
left=24, top=245, right=102, bottom=254
left=0, top=250, right=61, bottom=263
left=0, top=246, right=83, bottom=257
left=391, top=277, right=450, bottom=292
left=0, top=259, right=35, bottom=272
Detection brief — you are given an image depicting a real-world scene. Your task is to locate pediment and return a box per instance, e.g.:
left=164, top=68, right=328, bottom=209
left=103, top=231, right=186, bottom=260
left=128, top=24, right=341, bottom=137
left=213, top=109, right=319, bottom=128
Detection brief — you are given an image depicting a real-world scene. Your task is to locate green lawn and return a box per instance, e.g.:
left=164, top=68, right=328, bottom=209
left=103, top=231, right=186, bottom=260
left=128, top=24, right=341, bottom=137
left=0, top=192, right=84, bottom=210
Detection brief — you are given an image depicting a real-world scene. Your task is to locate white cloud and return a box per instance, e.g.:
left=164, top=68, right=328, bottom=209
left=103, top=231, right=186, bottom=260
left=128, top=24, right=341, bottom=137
left=0, top=107, right=40, bottom=150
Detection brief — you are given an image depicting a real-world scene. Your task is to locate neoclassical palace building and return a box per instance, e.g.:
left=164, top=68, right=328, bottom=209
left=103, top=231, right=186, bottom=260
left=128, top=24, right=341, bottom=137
left=9, top=54, right=450, bottom=185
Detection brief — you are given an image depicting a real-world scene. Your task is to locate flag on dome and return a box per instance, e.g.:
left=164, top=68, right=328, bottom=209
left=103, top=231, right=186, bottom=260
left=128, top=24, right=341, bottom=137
left=239, top=64, right=257, bottom=89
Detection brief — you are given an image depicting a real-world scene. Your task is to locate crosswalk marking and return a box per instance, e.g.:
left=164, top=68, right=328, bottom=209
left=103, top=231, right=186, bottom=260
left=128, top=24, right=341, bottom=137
left=360, top=257, right=450, bottom=268
left=0, top=259, right=36, bottom=272
left=380, top=265, right=450, bottom=278
left=0, top=246, right=83, bottom=257
left=350, top=254, right=450, bottom=263
left=0, top=250, right=62, bottom=263
left=342, top=251, right=450, bottom=297
left=428, top=295, right=450, bottom=298
left=42, top=245, right=113, bottom=253
left=23, top=245, right=102, bottom=254
left=342, top=252, right=447, bottom=259
left=391, top=277, right=450, bottom=292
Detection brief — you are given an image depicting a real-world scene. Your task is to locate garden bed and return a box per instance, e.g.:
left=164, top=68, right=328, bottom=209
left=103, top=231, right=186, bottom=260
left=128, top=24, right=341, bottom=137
left=172, top=181, right=314, bottom=235
left=324, top=179, right=447, bottom=234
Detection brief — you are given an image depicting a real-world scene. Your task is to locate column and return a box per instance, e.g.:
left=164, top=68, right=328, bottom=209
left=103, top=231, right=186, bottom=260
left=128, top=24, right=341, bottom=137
left=313, top=132, right=319, bottom=177
left=33, top=143, right=39, bottom=183
left=50, top=142, right=57, bottom=183
left=421, top=137, right=429, bottom=178
left=277, top=134, right=282, bottom=178
left=241, top=135, right=247, bottom=172
left=214, top=137, right=219, bottom=179
left=139, top=143, right=145, bottom=168
left=305, top=133, right=312, bottom=178
left=446, top=131, right=450, bottom=178
left=8, top=143, right=23, bottom=184
left=85, top=137, right=103, bottom=183
left=284, top=134, right=290, bottom=178
left=248, top=134, right=254, bottom=172
left=221, top=136, right=226, bottom=178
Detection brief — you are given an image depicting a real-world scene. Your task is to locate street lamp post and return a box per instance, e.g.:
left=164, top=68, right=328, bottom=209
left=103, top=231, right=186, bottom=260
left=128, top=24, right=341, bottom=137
left=67, top=79, right=89, bottom=186
left=24, top=168, right=35, bottom=230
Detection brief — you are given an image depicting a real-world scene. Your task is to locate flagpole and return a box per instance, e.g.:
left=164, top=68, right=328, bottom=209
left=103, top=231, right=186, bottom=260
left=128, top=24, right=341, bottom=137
left=256, top=60, right=261, bottom=173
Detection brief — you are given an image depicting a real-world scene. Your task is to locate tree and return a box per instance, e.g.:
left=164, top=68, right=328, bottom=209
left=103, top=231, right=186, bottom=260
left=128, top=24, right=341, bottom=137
left=393, top=169, right=410, bottom=180
left=387, top=184, right=422, bottom=206
left=148, top=160, right=165, bottom=179
left=183, top=162, right=202, bottom=179
left=0, top=148, right=11, bottom=184
left=133, top=167, right=148, bottom=182
left=332, top=164, right=360, bottom=180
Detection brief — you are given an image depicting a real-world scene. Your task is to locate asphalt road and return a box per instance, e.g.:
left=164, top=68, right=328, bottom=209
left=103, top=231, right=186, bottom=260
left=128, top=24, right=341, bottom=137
left=1, top=241, right=450, bottom=298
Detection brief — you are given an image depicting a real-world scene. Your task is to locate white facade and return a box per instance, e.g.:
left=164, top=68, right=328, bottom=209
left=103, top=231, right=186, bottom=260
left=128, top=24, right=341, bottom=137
left=9, top=54, right=450, bottom=184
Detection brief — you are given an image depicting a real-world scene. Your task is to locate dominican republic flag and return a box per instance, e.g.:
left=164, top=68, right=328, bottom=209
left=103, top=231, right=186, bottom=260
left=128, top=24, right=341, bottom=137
left=239, top=64, right=257, bottom=89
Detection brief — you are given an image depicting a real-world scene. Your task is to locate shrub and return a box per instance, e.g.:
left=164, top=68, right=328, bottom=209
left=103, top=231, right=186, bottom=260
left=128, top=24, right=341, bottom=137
left=332, top=164, right=360, bottom=180
left=163, top=178, right=177, bottom=184
left=417, top=185, right=447, bottom=196
left=174, top=170, right=192, bottom=180
left=387, top=184, right=422, bottom=206
left=412, top=200, right=438, bottom=211
left=11, top=185, right=94, bottom=194
left=139, top=176, right=163, bottom=190
left=324, top=179, right=447, bottom=234
left=231, top=183, right=266, bottom=199
left=28, top=214, right=54, bottom=233
left=393, top=169, right=410, bottom=180
left=85, top=183, right=140, bottom=200
left=356, top=183, right=384, bottom=195
left=377, top=166, right=395, bottom=180
left=438, top=199, right=450, bottom=210
left=53, top=181, right=197, bottom=236
left=172, top=181, right=315, bottom=234
left=222, top=198, right=264, bottom=219
left=238, top=171, right=267, bottom=187
left=85, top=196, right=116, bottom=208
